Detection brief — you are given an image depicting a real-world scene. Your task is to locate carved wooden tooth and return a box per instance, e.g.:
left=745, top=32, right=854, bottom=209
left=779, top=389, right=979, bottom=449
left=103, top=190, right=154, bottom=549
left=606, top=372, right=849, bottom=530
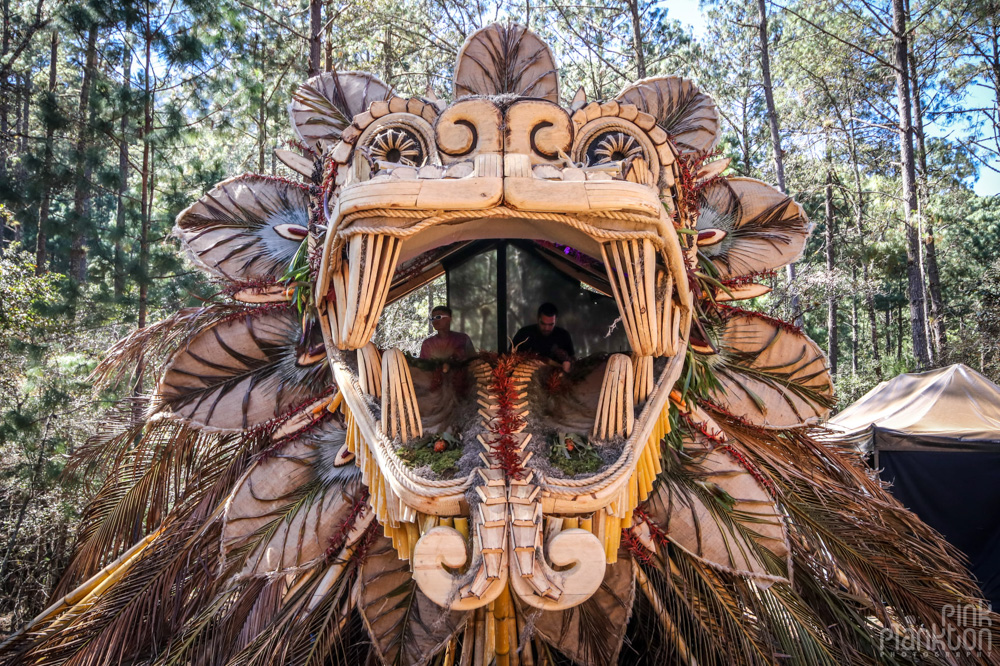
left=632, top=354, right=654, bottom=403
left=357, top=343, right=383, bottom=398
left=655, top=267, right=675, bottom=357
left=601, top=239, right=658, bottom=356
left=340, top=233, right=402, bottom=349
left=593, top=354, right=635, bottom=440
left=380, top=348, right=422, bottom=443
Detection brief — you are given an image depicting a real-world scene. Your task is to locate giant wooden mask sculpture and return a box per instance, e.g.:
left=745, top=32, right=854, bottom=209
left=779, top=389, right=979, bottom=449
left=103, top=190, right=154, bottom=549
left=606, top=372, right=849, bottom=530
left=5, top=24, right=996, bottom=666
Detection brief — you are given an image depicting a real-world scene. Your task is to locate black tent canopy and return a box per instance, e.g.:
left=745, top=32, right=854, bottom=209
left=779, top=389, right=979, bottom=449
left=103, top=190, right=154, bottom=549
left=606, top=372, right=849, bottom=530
left=827, top=364, right=1000, bottom=609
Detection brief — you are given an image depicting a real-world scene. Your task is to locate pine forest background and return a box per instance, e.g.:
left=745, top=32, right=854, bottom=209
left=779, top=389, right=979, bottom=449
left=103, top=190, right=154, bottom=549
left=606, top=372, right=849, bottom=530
left=1, top=0, right=999, bottom=631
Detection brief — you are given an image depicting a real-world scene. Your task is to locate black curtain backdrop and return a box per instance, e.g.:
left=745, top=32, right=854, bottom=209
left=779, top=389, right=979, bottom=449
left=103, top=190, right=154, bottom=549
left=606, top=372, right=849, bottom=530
left=880, top=449, right=1000, bottom=609
left=446, top=242, right=628, bottom=356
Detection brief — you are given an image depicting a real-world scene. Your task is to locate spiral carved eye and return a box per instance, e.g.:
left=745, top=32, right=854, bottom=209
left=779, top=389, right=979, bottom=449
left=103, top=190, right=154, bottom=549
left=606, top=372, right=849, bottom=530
left=585, top=131, right=645, bottom=166
left=369, top=127, right=425, bottom=167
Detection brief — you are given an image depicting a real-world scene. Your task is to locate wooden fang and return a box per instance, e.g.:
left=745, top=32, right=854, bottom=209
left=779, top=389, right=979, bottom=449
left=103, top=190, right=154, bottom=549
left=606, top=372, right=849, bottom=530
left=357, top=343, right=383, bottom=398
left=655, top=268, right=677, bottom=357
left=632, top=354, right=654, bottom=404
left=340, top=234, right=402, bottom=350
left=593, top=354, right=635, bottom=440
left=601, top=240, right=658, bottom=357
left=381, top=348, right=423, bottom=443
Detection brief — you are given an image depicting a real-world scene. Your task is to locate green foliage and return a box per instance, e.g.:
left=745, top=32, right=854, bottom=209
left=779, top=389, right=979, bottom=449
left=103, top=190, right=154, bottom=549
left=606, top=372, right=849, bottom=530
left=398, top=432, right=463, bottom=476
left=548, top=433, right=603, bottom=476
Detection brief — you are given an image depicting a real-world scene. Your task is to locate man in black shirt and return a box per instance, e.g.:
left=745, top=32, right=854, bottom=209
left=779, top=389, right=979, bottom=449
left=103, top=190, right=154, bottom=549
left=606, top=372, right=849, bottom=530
left=512, top=303, right=575, bottom=372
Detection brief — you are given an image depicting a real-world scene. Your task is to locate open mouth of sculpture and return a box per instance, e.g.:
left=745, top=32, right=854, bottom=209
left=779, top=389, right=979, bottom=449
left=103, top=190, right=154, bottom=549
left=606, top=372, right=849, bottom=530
left=309, top=138, right=697, bottom=610
left=164, top=49, right=825, bottom=618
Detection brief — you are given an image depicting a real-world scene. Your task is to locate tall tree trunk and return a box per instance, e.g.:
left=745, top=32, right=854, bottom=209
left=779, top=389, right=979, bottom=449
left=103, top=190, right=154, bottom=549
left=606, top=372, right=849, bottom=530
left=627, top=0, right=646, bottom=79
left=258, top=85, right=266, bottom=173
left=885, top=308, right=891, bottom=356
left=0, top=0, right=9, bottom=188
left=844, top=94, right=882, bottom=377
left=897, top=303, right=903, bottom=362
left=324, top=0, right=333, bottom=72
left=19, top=70, right=29, bottom=155
left=114, top=41, right=132, bottom=299
left=381, top=26, right=393, bottom=84
left=851, top=267, right=859, bottom=376
left=924, top=222, right=945, bottom=359
left=0, top=1, right=8, bottom=187
left=908, top=50, right=947, bottom=359
left=308, top=0, right=322, bottom=76
left=35, top=31, right=57, bottom=274
left=892, top=0, right=930, bottom=369
left=824, top=166, right=837, bottom=377
left=757, top=0, right=801, bottom=326
left=69, top=25, right=98, bottom=283
left=136, top=25, right=153, bottom=395
left=862, top=262, right=882, bottom=378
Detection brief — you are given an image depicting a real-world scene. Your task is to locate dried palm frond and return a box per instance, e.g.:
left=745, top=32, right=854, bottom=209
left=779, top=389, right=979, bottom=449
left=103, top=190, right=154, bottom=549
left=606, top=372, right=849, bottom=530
left=174, top=174, right=311, bottom=283
left=156, top=306, right=331, bottom=432
left=358, top=535, right=468, bottom=666
left=521, top=553, right=635, bottom=666
left=454, top=23, right=558, bottom=102
left=616, top=76, right=720, bottom=155
left=289, top=70, right=393, bottom=152
left=705, top=310, right=834, bottom=429
left=697, top=178, right=811, bottom=280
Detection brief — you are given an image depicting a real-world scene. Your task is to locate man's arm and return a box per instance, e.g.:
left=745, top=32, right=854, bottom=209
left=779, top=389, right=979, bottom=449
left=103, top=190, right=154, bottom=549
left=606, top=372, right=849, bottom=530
left=561, top=328, right=575, bottom=359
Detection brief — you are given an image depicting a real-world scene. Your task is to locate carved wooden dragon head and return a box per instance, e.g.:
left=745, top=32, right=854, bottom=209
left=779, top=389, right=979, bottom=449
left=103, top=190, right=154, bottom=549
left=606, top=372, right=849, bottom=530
left=19, top=23, right=989, bottom=666
left=162, top=25, right=833, bottom=636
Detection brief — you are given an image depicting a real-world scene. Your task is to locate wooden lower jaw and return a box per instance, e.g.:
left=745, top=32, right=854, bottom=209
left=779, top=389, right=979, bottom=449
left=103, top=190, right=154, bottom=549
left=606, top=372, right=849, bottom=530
left=412, top=358, right=607, bottom=612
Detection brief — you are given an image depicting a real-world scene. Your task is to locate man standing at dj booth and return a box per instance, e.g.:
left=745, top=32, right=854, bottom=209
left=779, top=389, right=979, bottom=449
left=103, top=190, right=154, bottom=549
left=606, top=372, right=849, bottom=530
left=419, top=305, right=476, bottom=362
left=511, top=302, right=576, bottom=372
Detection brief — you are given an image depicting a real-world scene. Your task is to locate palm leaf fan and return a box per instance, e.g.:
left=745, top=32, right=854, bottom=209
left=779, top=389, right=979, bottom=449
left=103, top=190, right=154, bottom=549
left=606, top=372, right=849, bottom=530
left=289, top=70, right=393, bottom=153
left=174, top=174, right=311, bottom=283
left=358, top=534, right=468, bottom=666
left=454, top=23, right=559, bottom=102
left=155, top=306, right=331, bottom=432
left=517, top=553, right=635, bottom=666
left=703, top=310, right=834, bottom=429
left=697, top=177, right=811, bottom=281
left=615, top=76, right=720, bottom=155
left=222, top=425, right=363, bottom=578
left=639, top=421, right=789, bottom=586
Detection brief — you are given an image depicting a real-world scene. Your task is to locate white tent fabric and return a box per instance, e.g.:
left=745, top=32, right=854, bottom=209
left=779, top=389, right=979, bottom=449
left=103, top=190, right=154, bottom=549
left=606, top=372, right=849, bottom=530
left=826, top=364, right=1000, bottom=452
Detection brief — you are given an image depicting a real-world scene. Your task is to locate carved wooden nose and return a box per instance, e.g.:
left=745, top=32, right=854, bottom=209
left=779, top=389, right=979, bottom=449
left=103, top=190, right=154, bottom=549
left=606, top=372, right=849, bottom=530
left=504, top=99, right=573, bottom=164
left=435, top=98, right=575, bottom=166
left=436, top=98, right=503, bottom=161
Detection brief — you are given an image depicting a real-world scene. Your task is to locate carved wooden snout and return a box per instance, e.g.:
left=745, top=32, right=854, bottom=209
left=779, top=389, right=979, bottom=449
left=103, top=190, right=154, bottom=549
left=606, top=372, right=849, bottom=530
left=508, top=528, right=607, bottom=610
left=412, top=526, right=509, bottom=610
left=413, top=525, right=607, bottom=611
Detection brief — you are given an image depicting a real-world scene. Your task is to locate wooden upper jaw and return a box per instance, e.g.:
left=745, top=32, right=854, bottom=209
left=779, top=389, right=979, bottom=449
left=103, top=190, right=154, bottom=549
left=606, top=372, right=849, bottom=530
left=315, top=94, right=691, bottom=357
